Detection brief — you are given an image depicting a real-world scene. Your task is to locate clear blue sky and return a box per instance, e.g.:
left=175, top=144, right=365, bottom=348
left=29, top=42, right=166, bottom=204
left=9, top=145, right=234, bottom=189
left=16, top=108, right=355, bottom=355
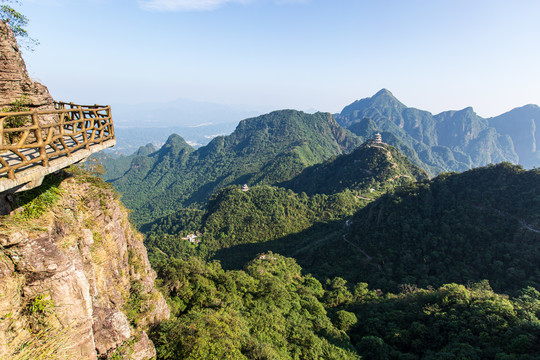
left=18, top=0, right=540, bottom=117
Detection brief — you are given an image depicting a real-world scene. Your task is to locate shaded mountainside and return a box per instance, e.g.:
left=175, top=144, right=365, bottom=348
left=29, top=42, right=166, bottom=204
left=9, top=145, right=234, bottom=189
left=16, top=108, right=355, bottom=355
left=335, top=89, right=525, bottom=175
left=341, top=163, right=540, bottom=293
left=186, top=163, right=540, bottom=297
left=112, top=110, right=361, bottom=225
left=0, top=170, right=169, bottom=359
left=348, top=283, right=540, bottom=359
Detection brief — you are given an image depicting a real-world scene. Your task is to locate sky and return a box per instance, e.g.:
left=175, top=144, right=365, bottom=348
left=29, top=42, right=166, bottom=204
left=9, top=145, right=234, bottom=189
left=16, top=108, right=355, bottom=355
left=15, top=0, right=540, bottom=118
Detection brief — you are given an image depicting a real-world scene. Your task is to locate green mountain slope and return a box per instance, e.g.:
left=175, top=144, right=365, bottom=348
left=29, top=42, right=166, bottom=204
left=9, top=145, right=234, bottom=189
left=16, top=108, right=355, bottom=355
left=91, top=143, right=157, bottom=181
left=112, top=110, right=361, bottom=225
left=335, top=89, right=521, bottom=175
left=199, top=163, right=540, bottom=296
left=144, top=142, right=432, bottom=274
left=281, top=141, right=429, bottom=195
left=339, top=162, right=540, bottom=293
left=144, top=185, right=366, bottom=263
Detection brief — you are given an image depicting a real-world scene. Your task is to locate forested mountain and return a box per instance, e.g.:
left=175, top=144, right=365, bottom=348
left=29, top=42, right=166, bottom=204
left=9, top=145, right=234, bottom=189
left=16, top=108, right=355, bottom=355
left=162, top=163, right=538, bottom=298
left=337, top=163, right=540, bottom=293
left=335, top=89, right=528, bottom=175
left=143, top=142, right=428, bottom=263
left=112, top=110, right=360, bottom=225
left=281, top=141, right=428, bottom=195
left=90, top=143, right=157, bottom=181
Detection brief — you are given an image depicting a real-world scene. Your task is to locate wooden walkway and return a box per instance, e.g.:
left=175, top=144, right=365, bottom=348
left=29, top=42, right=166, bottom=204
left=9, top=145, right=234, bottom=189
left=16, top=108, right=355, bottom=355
left=0, top=102, right=115, bottom=193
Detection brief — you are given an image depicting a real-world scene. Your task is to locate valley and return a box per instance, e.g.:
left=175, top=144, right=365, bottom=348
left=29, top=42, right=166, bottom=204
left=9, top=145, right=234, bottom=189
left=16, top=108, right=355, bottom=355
left=99, top=98, right=540, bottom=358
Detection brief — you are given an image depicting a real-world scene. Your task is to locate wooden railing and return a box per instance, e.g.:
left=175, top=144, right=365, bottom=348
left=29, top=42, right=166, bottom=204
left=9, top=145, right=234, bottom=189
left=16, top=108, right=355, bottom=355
left=0, top=102, right=114, bottom=179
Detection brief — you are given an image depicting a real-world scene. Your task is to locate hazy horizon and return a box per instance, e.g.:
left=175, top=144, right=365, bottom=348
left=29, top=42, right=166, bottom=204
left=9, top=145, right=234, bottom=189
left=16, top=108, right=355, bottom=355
left=18, top=0, right=540, bottom=118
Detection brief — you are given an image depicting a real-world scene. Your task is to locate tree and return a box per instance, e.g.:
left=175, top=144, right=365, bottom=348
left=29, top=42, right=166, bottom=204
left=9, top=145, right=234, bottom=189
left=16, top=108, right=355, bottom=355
left=1, top=0, right=38, bottom=50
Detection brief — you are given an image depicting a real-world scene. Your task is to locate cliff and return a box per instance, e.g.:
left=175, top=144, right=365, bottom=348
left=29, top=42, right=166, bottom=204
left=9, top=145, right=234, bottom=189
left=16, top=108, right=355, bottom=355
left=0, top=20, right=53, bottom=109
left=0, top=169, right=170, bottom=359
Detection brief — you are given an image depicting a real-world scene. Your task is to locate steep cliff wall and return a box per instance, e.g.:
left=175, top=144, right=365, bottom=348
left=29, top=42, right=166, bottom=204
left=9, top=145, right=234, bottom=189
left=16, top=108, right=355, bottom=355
left=0, top=169, right=169, bottom=359
left=0, top=21, right=53, bottom=109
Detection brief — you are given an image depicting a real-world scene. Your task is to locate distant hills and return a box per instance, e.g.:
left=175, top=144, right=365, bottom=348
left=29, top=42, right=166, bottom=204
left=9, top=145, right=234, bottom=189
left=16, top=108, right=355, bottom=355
left=110, top=98, right=269, bottom=154
left=112, top=110, right=360, bottom=225
left=489, top=104, right=540, bottom=168
left=335, top=89, right=539, bottom=175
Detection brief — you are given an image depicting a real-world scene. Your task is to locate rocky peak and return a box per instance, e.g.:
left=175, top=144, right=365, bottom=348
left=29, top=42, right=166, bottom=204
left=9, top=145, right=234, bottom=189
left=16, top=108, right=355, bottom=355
left=0, top=21, right=53, bottom=108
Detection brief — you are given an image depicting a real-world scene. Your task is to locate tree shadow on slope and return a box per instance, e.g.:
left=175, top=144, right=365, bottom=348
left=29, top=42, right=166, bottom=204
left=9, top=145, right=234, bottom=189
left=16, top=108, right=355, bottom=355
left=210, top=219, right=379, bottom=284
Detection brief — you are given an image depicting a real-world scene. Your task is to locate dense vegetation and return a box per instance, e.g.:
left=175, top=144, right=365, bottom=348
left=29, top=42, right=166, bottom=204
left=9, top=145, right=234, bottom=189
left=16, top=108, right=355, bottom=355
left=342, top=163, right=540, bottom=293
left=281, top=141, right=428, bottom=195
left=111, top=110, right=360, bottom=225
left=144, top=185, right=365, bottom=264
left=143, top=142, right=428, bottom=268
left=151, top=254, right=361, bottom=359
left=149, top=253, right=540, bottom=359
left=335, top=89, right=523, bottom=175
left=349, top=282, right=540, bottom=359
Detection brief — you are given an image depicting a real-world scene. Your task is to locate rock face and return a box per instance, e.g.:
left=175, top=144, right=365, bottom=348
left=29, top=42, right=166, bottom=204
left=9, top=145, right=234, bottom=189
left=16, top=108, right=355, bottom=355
left=0, top=21, right=54, bottom=109
left=0, top=172, right=170, bottom=359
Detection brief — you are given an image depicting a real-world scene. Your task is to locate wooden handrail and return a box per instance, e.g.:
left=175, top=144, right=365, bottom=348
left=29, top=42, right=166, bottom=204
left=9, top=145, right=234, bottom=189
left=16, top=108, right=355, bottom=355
left=0, top=102, right=115, bottom=179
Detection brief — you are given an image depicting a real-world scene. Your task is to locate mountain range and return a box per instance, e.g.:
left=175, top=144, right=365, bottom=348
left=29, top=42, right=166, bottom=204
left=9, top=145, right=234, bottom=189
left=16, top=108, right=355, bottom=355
left=106, top=90, right=539, bottom=228
left=143, top=141, right=428, bottom=262
left=112, top=110, right=361, bottom=225
left=335, top=89, right=539, bottom=175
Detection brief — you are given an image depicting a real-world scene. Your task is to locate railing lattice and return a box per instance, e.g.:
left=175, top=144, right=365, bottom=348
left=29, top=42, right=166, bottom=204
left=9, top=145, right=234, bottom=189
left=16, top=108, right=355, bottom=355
left=0, top=102, right=115, bottom=179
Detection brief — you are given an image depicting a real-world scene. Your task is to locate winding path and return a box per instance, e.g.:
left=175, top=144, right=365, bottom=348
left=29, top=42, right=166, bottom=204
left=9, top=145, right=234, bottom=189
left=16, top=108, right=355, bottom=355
left=473, top=205, right=540, bottom=234
left=343, top=219, right=373, bottom=261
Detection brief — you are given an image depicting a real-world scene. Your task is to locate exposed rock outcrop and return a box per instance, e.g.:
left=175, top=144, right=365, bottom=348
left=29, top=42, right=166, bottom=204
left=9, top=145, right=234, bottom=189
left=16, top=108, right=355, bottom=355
left=0, top=21, right=53, bottom=109
left=0, top=171, right=170, bottom=359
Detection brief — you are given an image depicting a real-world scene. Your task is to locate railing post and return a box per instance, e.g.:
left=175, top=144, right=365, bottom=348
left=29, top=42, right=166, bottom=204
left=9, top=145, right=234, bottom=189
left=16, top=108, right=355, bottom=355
left=33, top=111, right=49, bottom=167
left=107, top=106, right=114, bottom=139
left=0, top=117, right=3, bottom=147
left=59, top=112, right=65, bottom=135
left=79, top=106, right=89, bottom=149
